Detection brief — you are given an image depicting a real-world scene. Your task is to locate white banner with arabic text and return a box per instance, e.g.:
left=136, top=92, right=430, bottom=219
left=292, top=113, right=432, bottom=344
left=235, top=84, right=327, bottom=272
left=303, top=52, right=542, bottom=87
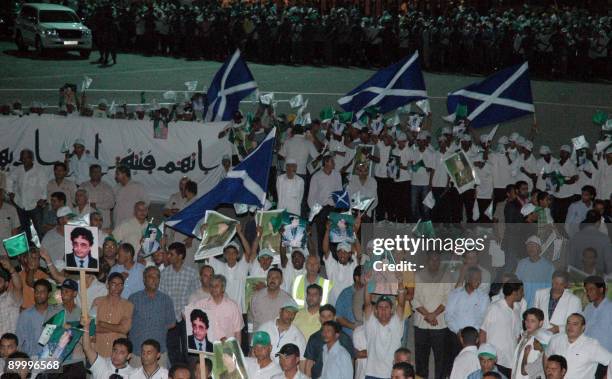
left=0, top=115, right=232, bottom=202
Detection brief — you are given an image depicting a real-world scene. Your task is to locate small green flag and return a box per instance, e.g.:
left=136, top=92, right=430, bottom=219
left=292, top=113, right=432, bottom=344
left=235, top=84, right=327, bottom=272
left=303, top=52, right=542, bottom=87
left=414, top=220, right=435, bottom=238
left=337, top=111, right=353, bottom=124
left=140, top=91, right=146, bottom=104
left=358, top=114, right=369, bottom=126
left=455, top=104, right=468, bottom=119
left=363, top=106, right=381, bottom=117
left=411, top=160, right=426, bottom=172
left=319, top=106, right=335, bottom=122
left=551, top=171, right=565, bottom=187
left=2, top=232, right=29, bottom=257
left=593, top=110, right=608, bottom=125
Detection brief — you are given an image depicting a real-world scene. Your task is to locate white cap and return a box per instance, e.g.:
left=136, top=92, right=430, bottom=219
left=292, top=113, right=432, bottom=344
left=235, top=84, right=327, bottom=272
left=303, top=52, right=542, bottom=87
left=477, top=343, right=497, bottom=359
left=498, top=136, right=509, bottom=145
left=509, top=132, right=520, bottom=142
left=539, top=145, right=551, bottom=155
left=286, top=158, right=297, bottom=165
left=337, top=242, right=352, bottom=252
left=524, top=235, right=542, bottom=246
left=560, top=145, right=572, bottom=153
left=479, top=135, right=489, bottom=144
left=442, top=127, right=452, bottom=135
left=56, top=206, right=75, bottom=218
left=416, top=131, right=428, bottom=140
left=461, top=134, right=472, bottom=142
left=520, top=203, right=537, bottom=216
left=397, top=132, right=408, bottom=142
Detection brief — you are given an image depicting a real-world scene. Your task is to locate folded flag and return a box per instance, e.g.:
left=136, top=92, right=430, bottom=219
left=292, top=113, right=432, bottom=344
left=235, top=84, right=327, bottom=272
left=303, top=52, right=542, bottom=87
left=484, top=201, right=494, bottom=220
left=290, top=94, right=305, bottom=109
left=308, top=203, right=323, bottom=222
left=412, top=219, right=435, bottom=238
left=81, top=76, right=93, bottom=92
left=550, top=171, right=565, bottom=187
left=163, top=91, right=177, bottom=102
left=351, top=192, right=375, bottom=212
left=260, top=93, right=274, bottom=106
left=422, top=191, right=436, bottom=209
left=332, top=189, right=351, bottom=209
left=446, top=62, right=534, bottom=129
left=30, top=221, right=41, bottom=249
left=338, top=52, right=428, bottom=119
left=2, top=232, right=29, bottom=257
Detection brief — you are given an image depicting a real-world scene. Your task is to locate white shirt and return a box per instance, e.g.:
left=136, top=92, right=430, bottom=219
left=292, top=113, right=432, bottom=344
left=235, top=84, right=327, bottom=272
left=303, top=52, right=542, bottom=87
left=346, top=175, right=378, bottom=217
left=364, top=314, right=404, bottom=378
left=410, top=147, right=436, bottom=186
left=450, top=345, right=480, bottom=379
left=281, top=262, right=305, bottom=294
left=130, top=365, right=169, bottom=379
left=258, top=319, right=306, bottom=363
left=68, top=153, right=102, bottom=185
left=113, top=217, right=148, bottom=254
left=208, top=258, right=249, bottom=313
left=534, top=288, right=582, bottom=331
left=432, top=149, right=450, bottom=188
left=516, top=153, right=538, bottom=192
left=307, top=170, right=342, bottom=208
left=7, top=165, right=49, bottom=210
left=80, top=180, right=115, bottom=229
left=323, top=254, right=357, bottom=304
left=475, top=162, right=494, bottom=199
left=554, top=159, right=578, bottom=199
left=594, top=158, right=612, bottom=201
left=392, top=145, right=413, bottom=182
left=490, top=151, right=514, bottom=189
left=90, top=355, right=136, bottom=379
left=276, top=174, right=304, bottom=216
left=245, top=357, right=283, bottom=379
left=374, top=141, right=392, bottom=178
left=353, top=325, right=367, bottom=379
left=76, top=279, right=108, bottom=312
left=536, top=157, right=559, bottom=192
left=480, top=298, right=522, bottom=368
left=547, top=334, right=612, bottom=379
left=413, top=270, right=454, bottom=330
left=512, top=334, right=540, bottom=379
left=279, top=135, right=319, bottom=175
left=113, top=180, right=149, bottom=226
left=272, top=371, right=310, bottom=379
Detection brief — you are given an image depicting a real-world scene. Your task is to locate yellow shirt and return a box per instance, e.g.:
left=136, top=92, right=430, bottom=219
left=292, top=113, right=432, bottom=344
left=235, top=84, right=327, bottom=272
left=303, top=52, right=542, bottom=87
left=293, top=308, right=321, bottom=341
left=403, top=271, right=415, bottom=318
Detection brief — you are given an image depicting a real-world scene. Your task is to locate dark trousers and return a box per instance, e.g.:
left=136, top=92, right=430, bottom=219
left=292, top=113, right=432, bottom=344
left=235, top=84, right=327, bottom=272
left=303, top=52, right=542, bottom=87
left=16, top=206, right=44, bottom=241
left=390, top=180, right=411, bottom=223
left=375, top=177, right=393, bottom=221
left=477, top=198, right=493, bottom=222
left=459, top=189, right=476, bottom=223
left=167, top=319, right=187, bottom=365
left=39, top=362, right=86, bottom=379
left=314, top=205, right=336, bottom=257
left=552, top=195, right=574, bottom=223
left=432, top=187, right=461, bottom=223
left=414, top=327, right=449, bottom=379
left=298, top=173, right=311, bottom=218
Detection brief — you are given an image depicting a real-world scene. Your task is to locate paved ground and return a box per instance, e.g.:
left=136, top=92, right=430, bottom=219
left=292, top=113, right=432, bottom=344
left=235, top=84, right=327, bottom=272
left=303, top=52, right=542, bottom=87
left=1, top=40, right=611, bottom=150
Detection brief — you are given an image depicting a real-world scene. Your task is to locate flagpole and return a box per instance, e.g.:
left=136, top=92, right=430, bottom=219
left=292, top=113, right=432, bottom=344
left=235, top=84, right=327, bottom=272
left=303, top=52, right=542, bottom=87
left=199, top=352, right=207, bottom=379
left=79, top=271, right=89, bottom=323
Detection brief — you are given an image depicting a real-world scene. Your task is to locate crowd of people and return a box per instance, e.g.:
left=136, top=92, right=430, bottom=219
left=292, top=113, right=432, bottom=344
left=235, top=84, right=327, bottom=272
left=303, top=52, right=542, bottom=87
left=0, top=91, right=611, bottom=379
left=39, top=1, right=609, bottom=79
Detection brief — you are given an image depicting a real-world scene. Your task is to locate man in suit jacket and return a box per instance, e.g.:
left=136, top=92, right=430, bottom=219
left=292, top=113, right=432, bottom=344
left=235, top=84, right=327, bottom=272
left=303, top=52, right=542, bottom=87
left=188, top=308, right=213, bottom=352
left=66, top=226, right=98, bottom=269
left=534, top=271, right=581, bottom=334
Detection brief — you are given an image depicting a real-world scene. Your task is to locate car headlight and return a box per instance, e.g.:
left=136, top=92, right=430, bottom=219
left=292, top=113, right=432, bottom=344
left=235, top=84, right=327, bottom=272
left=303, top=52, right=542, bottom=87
left=43, top=29, right=58, bottom=36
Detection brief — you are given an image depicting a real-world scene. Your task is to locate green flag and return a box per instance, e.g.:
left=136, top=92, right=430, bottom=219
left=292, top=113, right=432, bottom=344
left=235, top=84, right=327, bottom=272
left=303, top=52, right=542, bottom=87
left=140, top=91, right=146, bottom=104
left=363, top=106, right=381, bottom=117
left=455, top=104, right=468, bottom=119
left=319, top=106, right=335, bottom=122
left=410, top=160, right=426, bottom=172
left=593, top=110, right=608, bottom=125
left=414, top=220, right=435, bottom=238
left=2, top=232, right=29, bottom=257
left=337, top=111, right=353, bottom=124
left=551, top=171, right=565, bottom=187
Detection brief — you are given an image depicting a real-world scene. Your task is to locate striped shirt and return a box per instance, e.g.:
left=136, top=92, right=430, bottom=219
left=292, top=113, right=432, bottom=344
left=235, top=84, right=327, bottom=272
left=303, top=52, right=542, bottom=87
left=159, top=264, right=199, bottom=321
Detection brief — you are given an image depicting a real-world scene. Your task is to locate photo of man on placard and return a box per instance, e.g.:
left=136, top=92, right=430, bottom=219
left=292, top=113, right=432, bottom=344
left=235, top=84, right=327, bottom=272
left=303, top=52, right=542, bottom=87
left=186, top=307, right=213, bottom=353
left=65, top=226, right=99, bottom=271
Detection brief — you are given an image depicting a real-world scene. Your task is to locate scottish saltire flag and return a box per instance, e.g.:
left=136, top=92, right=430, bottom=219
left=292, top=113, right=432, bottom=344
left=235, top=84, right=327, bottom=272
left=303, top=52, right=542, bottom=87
left=332, top=189, right=351, bottom=209
left=338, top=52, right=428, bottom=119
left=167, top=129, right=275, bottom=236
left=445, top=62, right=534, bottom=128
left=204, top=50, right=258, bottom=122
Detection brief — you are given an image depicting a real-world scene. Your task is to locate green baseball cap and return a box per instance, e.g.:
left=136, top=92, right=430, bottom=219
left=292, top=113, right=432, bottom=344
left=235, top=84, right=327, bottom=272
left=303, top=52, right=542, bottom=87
left=281, top=299, right=299, bottom=312
left=251, top=331, right=271, bottom=347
